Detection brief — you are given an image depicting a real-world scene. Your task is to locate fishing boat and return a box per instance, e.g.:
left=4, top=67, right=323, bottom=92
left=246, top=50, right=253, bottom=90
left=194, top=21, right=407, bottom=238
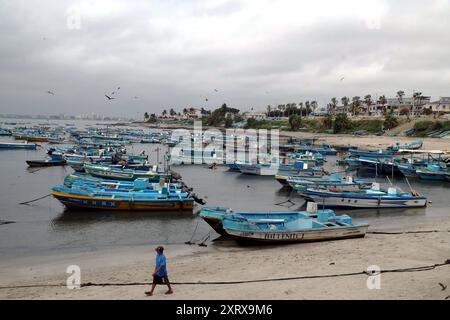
left=288, top=174, right=372, bottom=192
left=13, top=133, right=49, bottom=142
left=274, top=169, right=327, bottom=186
left=63, top=173, right=181, bottom=190
left=415, top=164, right=450, bottom=181
left=297, top=183, right=427, bottom=209
left=26, top=158, right=66, bottom=167
left=0, top=128, right=11, bottom=136
left=52, top=182, right=194, bottom=211
left=348, top=148, right=394, bottom=159
left=0, top=141, right=38, bottom=150
left=83, top=163, right=170, bottom=182
left=387, top=140, right=423, bottom=152
left=199, top=203, right=368, bottom=242
left=294, top=144, right=338, bottom=156
left=289, top=151, right=324, bottom=164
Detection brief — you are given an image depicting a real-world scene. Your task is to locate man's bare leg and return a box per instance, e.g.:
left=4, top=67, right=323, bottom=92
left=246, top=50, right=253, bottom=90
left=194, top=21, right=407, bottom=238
left=145, top=283, right=156, bottom=296
left=165, top=278, right=173, bottom=294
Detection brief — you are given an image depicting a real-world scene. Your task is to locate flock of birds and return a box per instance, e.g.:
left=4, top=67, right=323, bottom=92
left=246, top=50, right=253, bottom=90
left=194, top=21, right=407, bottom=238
left=44, top=76, right=347, bottom=104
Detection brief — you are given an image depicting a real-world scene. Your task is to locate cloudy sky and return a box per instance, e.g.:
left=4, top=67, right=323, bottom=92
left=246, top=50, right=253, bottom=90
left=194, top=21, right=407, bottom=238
left=1, top=0, right=450, bottom=118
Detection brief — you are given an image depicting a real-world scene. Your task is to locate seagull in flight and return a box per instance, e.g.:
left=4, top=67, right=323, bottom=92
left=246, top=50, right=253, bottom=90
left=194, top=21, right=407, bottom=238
left=105, top=95, right=115, bottom=100
left=214, top=89, right=218, bottom=92
left=46, top=90, right=55, bottom=95
left=340, top=77, right=345, bottom=81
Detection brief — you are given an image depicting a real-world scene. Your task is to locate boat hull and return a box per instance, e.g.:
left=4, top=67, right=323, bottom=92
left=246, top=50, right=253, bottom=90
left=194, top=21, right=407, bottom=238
left=26, top=160, right=66, bottom=167
left=52, top=191, right=194, bottom=211
left=225, top=225, right=368, bottom=243
left=298, top=191, right=427, bottom=209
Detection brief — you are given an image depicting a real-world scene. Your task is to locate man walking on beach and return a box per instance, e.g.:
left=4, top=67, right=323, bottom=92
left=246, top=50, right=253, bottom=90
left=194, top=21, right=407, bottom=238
left=145, top=246, right=173, bottom=296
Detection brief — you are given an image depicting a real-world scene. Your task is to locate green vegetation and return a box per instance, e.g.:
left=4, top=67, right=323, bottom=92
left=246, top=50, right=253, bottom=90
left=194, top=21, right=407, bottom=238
left=413, top=120, right=450, bottom=136
left=383, top=112, right=398, bottom=130
left=333, top=113, right=352, bottom=133
left=288, top=115, right=302, bottom=131
left=204, top=103, right=240, bottom=127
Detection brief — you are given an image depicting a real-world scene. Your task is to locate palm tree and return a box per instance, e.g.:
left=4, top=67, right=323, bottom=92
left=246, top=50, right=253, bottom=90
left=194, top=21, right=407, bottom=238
left=412, top=91, right=423, bottom=116
left=305, top=101, right=311, bottom=116
left=378, top=95, right=387, bottom=115
left=364, top=94, right=372, bottom=115
left=144, top=112, right=149, bottom=120
left=331, top=97, right=338, bottom=114
left=351, top=96, right=361, bottom=116
left=341, top=97, right=350, bottom=113
left=396, top=90, right=405, bottom=104
left=162, top=109, right=167, bottom=116
left=298, top=102, right=303, bottom=116
left=311, top=101, right=318, bottom=115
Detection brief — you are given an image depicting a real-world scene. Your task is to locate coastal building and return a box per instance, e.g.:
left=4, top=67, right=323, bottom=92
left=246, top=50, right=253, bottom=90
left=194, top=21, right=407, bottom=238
left=423, top=97, right=450, bottom=115
left=242, top=112, right=267, bottom=120
left=385, top=96, right=431, bottom=116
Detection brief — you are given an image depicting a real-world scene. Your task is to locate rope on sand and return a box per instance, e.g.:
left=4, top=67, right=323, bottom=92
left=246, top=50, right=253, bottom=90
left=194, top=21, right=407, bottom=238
left=1, top=259, right=449, bottom=290
left=368, top=230, right=450, bottom=235
left=19, top=193, right=52, bottom=205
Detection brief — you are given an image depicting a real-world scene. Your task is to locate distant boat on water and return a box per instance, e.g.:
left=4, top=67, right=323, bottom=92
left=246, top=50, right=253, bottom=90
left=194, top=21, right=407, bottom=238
left=0, top=141, right=37, bottom=150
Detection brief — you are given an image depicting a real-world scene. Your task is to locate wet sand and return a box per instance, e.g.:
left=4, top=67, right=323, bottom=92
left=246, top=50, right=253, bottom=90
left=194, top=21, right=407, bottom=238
left=1, top=218, right=449, bottom=300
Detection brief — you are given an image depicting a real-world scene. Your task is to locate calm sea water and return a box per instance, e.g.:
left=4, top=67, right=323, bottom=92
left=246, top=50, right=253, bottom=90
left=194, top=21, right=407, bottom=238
left=0, top=119, right=449, bottom=261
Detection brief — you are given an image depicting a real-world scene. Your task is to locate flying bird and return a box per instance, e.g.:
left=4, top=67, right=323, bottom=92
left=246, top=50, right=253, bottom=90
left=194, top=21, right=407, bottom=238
left=134, top=96, right=139, bottom=99
left=105, top=95, right=115, bottom=100
left=46, top=90, right=55, bottom=95
left=340, top=77, right=345, bottom=81
left=205, top=98, right=209, bottom=102
left=439, top=283, right=447, bottom=291
left=214, top=89, right=218, bottom=92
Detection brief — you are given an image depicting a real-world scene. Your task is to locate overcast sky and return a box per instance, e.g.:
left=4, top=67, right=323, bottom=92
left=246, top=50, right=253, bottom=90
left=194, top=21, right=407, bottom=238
left=1, top=0, right=450, bottom=118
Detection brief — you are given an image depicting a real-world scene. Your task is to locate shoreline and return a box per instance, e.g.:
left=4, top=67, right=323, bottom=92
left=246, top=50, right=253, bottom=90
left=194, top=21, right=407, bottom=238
left=1, top=217, right=449, bottom=299
left=123, top=121, right=450, bottom=151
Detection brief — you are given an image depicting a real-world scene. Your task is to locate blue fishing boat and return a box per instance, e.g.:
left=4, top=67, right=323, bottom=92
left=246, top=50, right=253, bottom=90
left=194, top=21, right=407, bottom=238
left=52, top=182, right=194, bottom=211
left=387, top=140, right=423, bottom=152
left=200, top=204, right=368, bottom=242
left=83, top=163, right=170, bottom=182
left=288, top=174, right=372, bottom=192
left=349, top=148, right=394, bottom=158
left=415, top=164, right=449, bottom=181
left=0, top=141, right=38, bottom=150
left=295, top=144, right=337, bottom=156
left=297, top=183, right=427, bottom=209
left=0, top=128, right=12, bottom=136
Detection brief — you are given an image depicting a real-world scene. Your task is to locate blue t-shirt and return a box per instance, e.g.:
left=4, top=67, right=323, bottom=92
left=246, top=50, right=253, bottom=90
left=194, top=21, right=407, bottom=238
left=155, top=254, right=167, bottom=277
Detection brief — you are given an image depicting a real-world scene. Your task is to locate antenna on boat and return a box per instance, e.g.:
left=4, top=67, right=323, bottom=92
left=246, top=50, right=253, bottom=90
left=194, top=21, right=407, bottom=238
left=404, top=176, right=415, bottom=194
left=386, top=175, right=393, bottom=186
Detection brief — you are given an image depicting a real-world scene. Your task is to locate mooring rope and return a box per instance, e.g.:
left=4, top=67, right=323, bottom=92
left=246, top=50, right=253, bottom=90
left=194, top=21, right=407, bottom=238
left=0, top=259, right=448, bottom=290
left=19, top=193, right=52, bottom=205
left=368, top=230, right=450, bottom=235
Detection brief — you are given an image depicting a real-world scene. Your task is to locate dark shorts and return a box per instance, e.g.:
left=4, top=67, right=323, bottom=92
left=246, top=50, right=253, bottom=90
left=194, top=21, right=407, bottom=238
left=153, top=275, right=169, bottom=285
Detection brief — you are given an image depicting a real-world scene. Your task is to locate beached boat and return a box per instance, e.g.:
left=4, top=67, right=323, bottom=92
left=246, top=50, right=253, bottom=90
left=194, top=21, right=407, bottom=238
left=295, top=144, right=337, bottom=156
left=0, top=141, right=38, bottom=150
left=349, top=148, right=394, bottom=158
left=13, top=133, right=49, bottom=142
left=52, top=183, right=194, bottom=211
left=387, top=140, right=423, bottom=152
left=199, top=203, right=368, bottom=242
left=297, top=183, right=427, bottom=209
left=26, top=159, right=66, bottom=167
left=83, top=163, right=170, bottom=182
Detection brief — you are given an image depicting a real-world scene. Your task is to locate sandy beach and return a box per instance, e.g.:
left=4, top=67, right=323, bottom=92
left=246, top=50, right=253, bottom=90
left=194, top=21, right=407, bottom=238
left=1, top=216, right=449, bottom=300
